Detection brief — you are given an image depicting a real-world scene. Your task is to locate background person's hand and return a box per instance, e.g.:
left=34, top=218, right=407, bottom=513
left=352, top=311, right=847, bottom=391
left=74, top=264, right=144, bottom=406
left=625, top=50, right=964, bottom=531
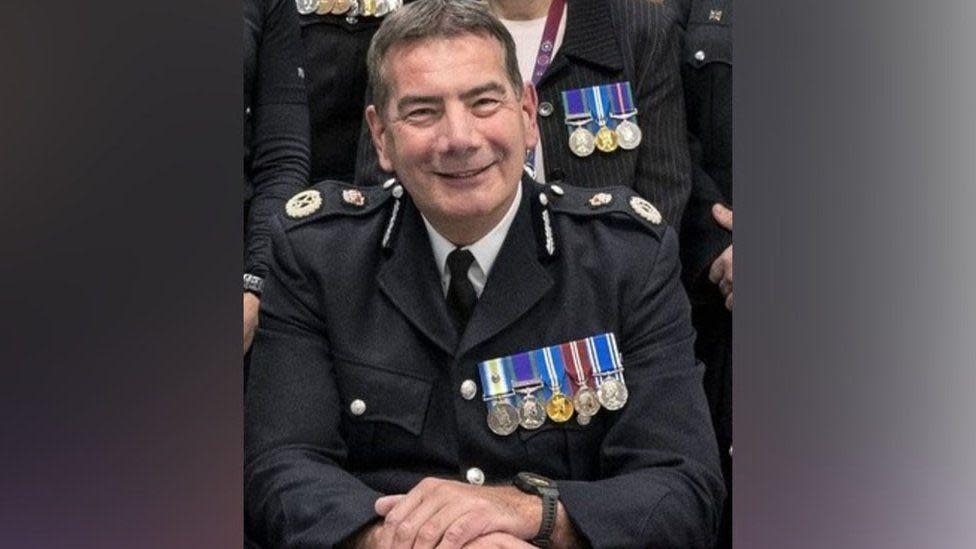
left=244, top=292, right=260, bottom=353
left=709, top=204, right=733, bottom=310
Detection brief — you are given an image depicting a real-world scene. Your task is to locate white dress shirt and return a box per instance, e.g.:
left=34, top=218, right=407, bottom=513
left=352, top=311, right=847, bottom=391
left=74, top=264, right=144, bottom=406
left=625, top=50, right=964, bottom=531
left=422, top=185, right=523, bottom=298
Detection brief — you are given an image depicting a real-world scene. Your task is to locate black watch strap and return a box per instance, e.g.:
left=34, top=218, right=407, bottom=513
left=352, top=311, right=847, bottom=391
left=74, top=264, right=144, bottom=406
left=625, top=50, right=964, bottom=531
left=532, top=486, right=559, bottom=547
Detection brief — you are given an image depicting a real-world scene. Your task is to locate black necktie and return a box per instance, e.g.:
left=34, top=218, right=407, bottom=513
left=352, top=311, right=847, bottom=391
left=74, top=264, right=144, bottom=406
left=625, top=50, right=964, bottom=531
left=446, top=248, right=477, bottom=330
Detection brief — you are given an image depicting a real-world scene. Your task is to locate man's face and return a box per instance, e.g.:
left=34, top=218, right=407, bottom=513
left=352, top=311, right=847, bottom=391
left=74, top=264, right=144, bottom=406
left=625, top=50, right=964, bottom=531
left=366, top=33, right=538, bottom=235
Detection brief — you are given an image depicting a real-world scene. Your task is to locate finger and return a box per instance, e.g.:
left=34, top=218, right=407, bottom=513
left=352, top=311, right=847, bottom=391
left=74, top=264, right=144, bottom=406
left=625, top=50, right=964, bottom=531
left=712, top=203, right=733, bottom=230
left=709, top=256, right=726, bottom=284
left=415, top=504, right=481, bottom=549
left=375, top=494, right=405, bottom=516
left=725, top=292, right=733, bottom=311
left=436, top=512, right=492, bottom=549
left=386, top=483, right=452, bottom=549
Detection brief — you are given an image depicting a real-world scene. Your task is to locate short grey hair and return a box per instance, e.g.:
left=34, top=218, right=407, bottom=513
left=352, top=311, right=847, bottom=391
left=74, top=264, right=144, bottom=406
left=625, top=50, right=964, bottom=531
left=367, top=0, right=524, bottom=116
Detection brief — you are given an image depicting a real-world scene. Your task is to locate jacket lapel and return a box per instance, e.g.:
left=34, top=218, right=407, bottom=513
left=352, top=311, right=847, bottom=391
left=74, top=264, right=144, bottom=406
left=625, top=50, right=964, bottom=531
left=457, top=181, right=554, bottom=357
left=538, top=0, right=625, bottom=89
left=376, top=196, right=458, bottom=356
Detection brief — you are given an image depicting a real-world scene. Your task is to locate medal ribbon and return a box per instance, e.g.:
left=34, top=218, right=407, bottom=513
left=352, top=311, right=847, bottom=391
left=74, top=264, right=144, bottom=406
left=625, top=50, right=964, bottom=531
left=511, top=352, right=542, bottom=390
left=586, top=86, right=609, bottom=126
left=610, top=82, right=637, bottom=117
left=560, top=342, right=591, bottom=388
left=561, top=89, right=591, bottom=122
left=526, top=0, right=566, bottom=170
left=584, top=333, right=623, bottom=383
left=478, top=358, right=514, bottom=401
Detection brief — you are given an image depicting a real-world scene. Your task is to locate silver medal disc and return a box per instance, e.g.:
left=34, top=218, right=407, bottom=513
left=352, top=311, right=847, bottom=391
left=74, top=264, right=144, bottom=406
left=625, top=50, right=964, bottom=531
left=295, top=0, right=320, bottom=14
left=573, top=386, right=602, bottom=416
left=615, top=119, right=642, bottom=150
left=374, top=0, right=391, bottom=16
left=519, top=395, right=547, bottom=430
left=487, top=401, right=520, bottom=436
left=597, top=378, right=629, bottom=411
left=568, top=127, right=596, bottom=157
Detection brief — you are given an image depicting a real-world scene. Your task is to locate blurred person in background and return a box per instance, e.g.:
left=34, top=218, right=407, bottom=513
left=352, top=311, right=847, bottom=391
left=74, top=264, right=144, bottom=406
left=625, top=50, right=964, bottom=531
left=674, top=0, right=733, bottom=547
left=244, top=0, right=311, bottom=359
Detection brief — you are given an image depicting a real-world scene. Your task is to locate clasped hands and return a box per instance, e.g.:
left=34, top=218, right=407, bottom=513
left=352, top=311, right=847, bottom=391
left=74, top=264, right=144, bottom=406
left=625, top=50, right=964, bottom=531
left=351, top=477, right=569, bottom=549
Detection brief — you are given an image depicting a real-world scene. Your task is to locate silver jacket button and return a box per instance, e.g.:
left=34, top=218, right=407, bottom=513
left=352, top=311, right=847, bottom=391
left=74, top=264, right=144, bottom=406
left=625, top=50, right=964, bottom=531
left=538, top=101, right=554, bottom=117
left=350, top=399, right=366, bottom=416
left=460, top=379, right=477, bottom=400
left=694, top=50, right=706, bottom=62
left=465, top=467, right=485, bottom=485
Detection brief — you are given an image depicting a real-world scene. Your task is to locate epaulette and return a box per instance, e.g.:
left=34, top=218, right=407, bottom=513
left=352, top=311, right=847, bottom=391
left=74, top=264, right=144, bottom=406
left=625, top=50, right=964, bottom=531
left=280, top=178, right=402, bottom=232
left=542, top=181, right=665, bottom=234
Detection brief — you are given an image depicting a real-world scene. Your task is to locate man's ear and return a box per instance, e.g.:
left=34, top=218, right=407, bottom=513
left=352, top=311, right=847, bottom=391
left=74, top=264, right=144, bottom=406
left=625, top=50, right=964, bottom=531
left=365, top=104, right=395, bottom=173
left=520, top=83, right=540, bottom=150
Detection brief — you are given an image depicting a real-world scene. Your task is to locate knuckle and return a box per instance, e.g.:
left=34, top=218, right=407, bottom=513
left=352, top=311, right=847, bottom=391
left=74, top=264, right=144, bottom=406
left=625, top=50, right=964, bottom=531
left=417, top=524, right=440, bottom=543
left=395, top=521, right=415, bottom=540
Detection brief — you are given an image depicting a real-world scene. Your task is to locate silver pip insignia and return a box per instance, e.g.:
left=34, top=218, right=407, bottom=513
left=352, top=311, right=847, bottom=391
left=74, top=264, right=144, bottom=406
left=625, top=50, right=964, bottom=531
left=285, top=189, right=323, bottom=218
left=342, top=188, right=366, bottom=207
left=629, top=196, right=662, bottom=225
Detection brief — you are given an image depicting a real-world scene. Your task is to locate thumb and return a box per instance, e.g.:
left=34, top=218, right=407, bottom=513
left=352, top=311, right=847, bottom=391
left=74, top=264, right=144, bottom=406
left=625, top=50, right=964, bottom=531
left=374, top=494, right=404, bottom=516
left=712, top=203, right=733, bottom=231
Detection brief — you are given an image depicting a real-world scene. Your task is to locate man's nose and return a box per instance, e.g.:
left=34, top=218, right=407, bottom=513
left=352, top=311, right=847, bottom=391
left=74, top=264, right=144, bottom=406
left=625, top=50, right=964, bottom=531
left=435, top=104, right=480, bottom=153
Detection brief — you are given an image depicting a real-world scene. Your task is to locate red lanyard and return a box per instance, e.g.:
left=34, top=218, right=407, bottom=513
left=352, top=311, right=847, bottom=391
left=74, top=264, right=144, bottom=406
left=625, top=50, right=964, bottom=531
left=529, top=0, right=566, bottom=86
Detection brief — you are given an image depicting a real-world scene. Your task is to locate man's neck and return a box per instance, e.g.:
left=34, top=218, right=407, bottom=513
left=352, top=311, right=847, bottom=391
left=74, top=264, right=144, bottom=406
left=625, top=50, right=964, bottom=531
left=489, top=0, right=553, bottom=21
left=425, top=187, right=521, bottom=247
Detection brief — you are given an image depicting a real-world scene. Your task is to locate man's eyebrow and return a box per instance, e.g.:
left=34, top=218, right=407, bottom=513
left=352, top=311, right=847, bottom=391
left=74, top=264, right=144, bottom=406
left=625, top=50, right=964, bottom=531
left=396, top=95, right=442, bottom=112
left=459, top=82, right=507, bottom=100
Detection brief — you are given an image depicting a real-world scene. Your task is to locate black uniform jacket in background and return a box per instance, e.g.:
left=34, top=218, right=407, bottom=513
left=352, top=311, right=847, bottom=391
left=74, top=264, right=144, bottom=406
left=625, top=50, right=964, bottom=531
left=245, top=0, right=311, bottom=279
left=297, top=2, right=415, bottom=183
left=245, top=177, right=725, bottom=548
left=674, top=1, right=733, bottom=547
left=355, top=0, right=693, bottom=226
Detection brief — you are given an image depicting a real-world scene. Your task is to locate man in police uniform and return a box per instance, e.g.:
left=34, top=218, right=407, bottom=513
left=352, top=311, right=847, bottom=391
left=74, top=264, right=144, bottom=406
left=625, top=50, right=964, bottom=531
left=245, top=2, right=724, bottom=547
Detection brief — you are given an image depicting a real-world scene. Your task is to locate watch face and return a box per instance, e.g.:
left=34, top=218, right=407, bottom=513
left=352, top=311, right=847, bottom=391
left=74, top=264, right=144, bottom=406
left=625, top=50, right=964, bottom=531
left=518, top=472, right=554, bottom=490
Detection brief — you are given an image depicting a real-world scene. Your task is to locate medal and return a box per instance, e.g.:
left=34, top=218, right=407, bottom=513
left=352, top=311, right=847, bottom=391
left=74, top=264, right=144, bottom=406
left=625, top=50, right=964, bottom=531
left=538, top=347, right=574, bottom=422
left=478, top=358, right=521, bottom=436
left=511, top=353, right=546, bottom=430
left=331, top=0, right=351, bottom=14
left=588, top=86, right=618, bottom=153
left=487, top=401, right=520, bottom=436
left=295, top=0, right=319, bottom=15
left=562, top=341, right=601, bottom=417
left=609, top=82, right=642, bottom=150
left=374, top=0, right=390, bottom=16
left=568, top=124, right=596, bottom=157
left=519, top=394, right=547, bottom=429
left=315, top=0, right=335, bottom=15
left=596, top=378, right=628, bottom=411
left=545, top=392, right=574, bottom=423
left=584, top=333, right=630, bottom=411
left=362, top=0, right=376, bottom=16
left=561, top=88, right=595, bottom=158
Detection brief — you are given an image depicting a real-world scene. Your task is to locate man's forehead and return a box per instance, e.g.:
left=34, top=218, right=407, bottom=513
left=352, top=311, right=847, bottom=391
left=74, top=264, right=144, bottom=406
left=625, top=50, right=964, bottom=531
left=385, top=33, right=506, bottom=82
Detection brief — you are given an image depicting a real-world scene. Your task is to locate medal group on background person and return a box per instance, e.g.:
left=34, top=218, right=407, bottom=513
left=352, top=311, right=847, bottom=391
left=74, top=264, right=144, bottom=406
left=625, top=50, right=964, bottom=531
left=244, top=0, right=732, bottom=547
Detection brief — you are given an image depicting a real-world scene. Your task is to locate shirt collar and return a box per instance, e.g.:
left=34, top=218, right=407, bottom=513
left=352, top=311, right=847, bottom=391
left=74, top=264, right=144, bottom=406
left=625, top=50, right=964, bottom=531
left=422, top=184, right=523, bottom=284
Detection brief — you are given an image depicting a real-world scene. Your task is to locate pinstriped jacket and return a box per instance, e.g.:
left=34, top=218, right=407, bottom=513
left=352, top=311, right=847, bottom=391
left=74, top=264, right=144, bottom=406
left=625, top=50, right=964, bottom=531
left=355, top=0, right=692, bottom=227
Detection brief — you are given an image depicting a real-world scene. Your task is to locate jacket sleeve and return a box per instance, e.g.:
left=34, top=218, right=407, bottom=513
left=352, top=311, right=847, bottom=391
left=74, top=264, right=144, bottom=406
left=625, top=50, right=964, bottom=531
left=557, top=229, right=725, bottom=548
left=245, top=216, right=382, bottom=547
left=679, top=133, right=732, bottom=297
left=627, top=5, right=693, bottom=227
left=245, top=0, right=310, bottom=279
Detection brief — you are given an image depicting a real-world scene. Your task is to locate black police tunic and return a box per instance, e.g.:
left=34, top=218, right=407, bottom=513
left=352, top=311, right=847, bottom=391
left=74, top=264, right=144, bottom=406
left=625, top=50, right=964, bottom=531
left=245, top=177, right=725, bottom=548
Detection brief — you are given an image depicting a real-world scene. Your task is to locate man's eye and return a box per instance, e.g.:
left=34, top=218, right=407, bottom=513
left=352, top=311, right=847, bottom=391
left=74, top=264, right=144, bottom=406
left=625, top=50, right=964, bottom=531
left=405, top=109, right=438, bottom=122
left=472, top=98, right=501, bottom=112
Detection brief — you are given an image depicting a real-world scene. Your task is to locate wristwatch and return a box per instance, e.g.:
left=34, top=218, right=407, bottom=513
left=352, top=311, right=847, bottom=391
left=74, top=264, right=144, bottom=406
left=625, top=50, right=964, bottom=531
left=243, top=273, right=264, bottom=295
left=513, top=472, right=559, bottom=547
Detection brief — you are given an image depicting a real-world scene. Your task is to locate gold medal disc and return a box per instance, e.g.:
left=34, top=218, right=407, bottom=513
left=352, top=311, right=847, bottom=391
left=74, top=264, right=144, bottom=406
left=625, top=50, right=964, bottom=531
left=362, top=0, right=376, bottom=16
left=595, top=125, right=619, bottom=153
left=545, top=392, right=574, bottom=422
left=315, top=0, right=335, bottom=14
